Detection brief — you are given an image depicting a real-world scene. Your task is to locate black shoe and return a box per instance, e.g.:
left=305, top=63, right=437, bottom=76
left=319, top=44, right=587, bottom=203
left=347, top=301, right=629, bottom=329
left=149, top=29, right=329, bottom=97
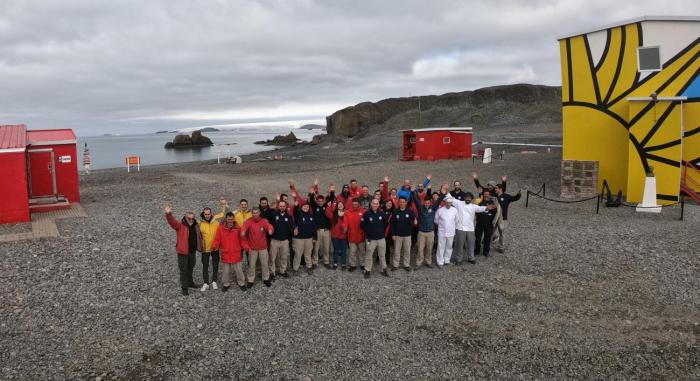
left=498, top=248, right=504, bottom=253
left=222, top=286, right=230, bottom=292
left=425, top=263, right=434, bottom=269
left=263, top=280, right=272, bottom=287
left=381, top=269, right=389, bottom=277
left=239, top=285, right=247, bottom=292
left=247, top=282, right=255, bottom=289
left=391, top=266, right=398, bottom=271
left=468, top=259, right=476, bottom=264
left=348, top=266, right=357, bottom=272
left=270, top=274, right=276, bottom=282
left=404, top=266, right=411, bottom=272
left=324, top=264, right=332, bottom=269
left=332, top=264, right=338, bottom=270
left=282, top=272, right=290, bottom=278
left=181, top=288, right=189, bottom=296
left=364, top=270, right=371, bottom=279
left=307, top=268, right=313, bottom=275
left=484, top=252, right=490, bottom=257
left=341, top=265, right=347, bottom=271
left=436, top=264, right=443, bottom=269
left=188, top=283, right=202, bottom=289
left=312, top=264, right=317, bottom=270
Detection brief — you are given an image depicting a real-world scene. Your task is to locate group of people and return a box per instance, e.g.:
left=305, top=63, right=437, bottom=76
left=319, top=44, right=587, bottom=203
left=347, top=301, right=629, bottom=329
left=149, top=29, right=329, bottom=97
left=165, top=173, right=521, bottom=295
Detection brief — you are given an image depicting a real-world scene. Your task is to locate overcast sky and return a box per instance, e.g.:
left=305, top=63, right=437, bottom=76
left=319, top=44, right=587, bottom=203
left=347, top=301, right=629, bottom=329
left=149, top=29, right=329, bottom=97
left=1, top=0, right=698, bottom=135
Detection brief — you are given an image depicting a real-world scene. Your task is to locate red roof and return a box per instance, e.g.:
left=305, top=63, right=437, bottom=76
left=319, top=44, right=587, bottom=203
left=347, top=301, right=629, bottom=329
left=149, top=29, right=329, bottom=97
left=0, top=125, right=27, bottom=151
left=26, top=129, right=77, bottom=145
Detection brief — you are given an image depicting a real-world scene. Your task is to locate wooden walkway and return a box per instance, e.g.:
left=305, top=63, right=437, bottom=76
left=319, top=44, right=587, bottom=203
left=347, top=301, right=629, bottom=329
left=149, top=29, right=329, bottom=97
left=0, top=204, right=87, bottom=242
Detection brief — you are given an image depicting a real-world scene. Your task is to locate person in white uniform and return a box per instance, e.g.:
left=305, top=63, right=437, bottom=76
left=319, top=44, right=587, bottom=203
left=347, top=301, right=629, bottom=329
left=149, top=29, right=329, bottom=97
left=434, top=194, right=459, bottom=267
left=451, top=192, right=492, bottom=264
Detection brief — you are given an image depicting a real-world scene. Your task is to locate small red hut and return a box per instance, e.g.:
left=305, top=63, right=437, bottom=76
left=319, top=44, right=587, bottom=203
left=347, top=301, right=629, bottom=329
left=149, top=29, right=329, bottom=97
left=400, top=127, right=473, bottom=161
left=0, top=125, right=80, bottom=224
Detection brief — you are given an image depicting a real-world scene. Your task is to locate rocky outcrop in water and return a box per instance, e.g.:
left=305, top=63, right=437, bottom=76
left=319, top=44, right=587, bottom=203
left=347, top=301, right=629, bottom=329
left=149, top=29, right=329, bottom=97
left=254, top=132, right=301, bottom=146
left=164, top=131, right=213, bottom=149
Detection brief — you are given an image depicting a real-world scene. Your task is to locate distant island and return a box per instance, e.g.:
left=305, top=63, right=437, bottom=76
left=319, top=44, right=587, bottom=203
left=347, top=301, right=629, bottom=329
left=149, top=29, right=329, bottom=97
left=198, top=127, right=220, bottom=132
left=164, top=131, right=214, bottom=149
left=155, top=130, right=170, bottom=134
left=299, top=124, right=326, bottom=130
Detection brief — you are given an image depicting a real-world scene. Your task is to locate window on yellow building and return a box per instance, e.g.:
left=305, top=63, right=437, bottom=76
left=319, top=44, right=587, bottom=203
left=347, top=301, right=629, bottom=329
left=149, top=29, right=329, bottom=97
left=637, top=46, right=661, bottom=72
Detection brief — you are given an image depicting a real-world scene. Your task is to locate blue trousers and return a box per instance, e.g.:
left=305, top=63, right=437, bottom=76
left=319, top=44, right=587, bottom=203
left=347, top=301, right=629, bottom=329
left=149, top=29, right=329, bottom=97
left=332, top=238, right=348, bottom=265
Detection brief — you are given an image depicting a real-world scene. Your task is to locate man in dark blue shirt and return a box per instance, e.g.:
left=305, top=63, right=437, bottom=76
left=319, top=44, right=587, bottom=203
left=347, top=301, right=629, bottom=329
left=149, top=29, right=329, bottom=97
left=361, top=199, right=390, bottom=278
left=391, top=197, right=417, bottom=271
left=311, top=189, right=334, bottom=269
left=413, top=186, right=447, bottom=268
left=269, top=200, right=294, bottom=279
left=293, top=202, right=316, bottom=274
left=492, top=183, right=521, bottom=253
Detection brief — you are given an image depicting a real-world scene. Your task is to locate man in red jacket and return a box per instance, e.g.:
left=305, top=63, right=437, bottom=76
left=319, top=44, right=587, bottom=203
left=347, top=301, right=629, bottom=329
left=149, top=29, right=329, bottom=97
left=212, top=212, right=248, bottom=292
left=165, top=204, right=203, bottom=295
left=345, top=199, right=366, bottom=272
left=241, top=208, right=275, bottom=287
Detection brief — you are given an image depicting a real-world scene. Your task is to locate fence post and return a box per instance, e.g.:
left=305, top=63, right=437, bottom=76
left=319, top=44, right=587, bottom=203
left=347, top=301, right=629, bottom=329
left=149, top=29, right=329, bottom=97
left=543, top=183, right=546, bottom=198
left=526, top=191, right=530, bottom=208
left=680, top=196, right=685, bottom=221
left=596, top=193, right=601, bottom=214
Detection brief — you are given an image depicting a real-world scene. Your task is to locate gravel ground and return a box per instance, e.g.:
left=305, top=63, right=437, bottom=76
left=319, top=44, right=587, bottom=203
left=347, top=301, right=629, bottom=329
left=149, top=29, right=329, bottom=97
left=1, top=124, right=698, bottom=380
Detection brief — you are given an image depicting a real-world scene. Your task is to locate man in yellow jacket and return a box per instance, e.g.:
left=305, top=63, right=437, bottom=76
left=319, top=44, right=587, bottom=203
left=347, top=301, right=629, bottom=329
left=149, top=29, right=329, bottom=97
left=198, top=197, right=229, bottom=291
left=234, top=199, right=253, bottom=267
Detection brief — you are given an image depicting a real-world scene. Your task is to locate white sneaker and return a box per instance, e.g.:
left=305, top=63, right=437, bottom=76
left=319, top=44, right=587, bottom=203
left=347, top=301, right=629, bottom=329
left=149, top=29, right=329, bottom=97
left=200, top=283, right=209, bottom=292
left=210, top=281, right=218, bottom=290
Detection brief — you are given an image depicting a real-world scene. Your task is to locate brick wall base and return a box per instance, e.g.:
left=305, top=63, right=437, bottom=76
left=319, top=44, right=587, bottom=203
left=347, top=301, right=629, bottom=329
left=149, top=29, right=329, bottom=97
left=560, top=160, right=599, bottom=199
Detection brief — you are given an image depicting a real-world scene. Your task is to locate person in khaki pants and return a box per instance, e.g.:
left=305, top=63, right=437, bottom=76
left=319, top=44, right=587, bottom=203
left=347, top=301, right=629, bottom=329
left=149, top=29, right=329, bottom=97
left=390, top=197, right=417, bottom=271
left=361, top=199, right=390, bottom=278
left=211, top=212, right=248, bottom=292
left=292, top=202, right=316, bottom=274
left=345, top=199, right=366, bottom=272
left=269, top=200, right=294, bottom=279
left=310, top=184, right=335, bottom=268
left=241, top=208, right=274, bottom=287
left=412, top=185, right=447, bottom=269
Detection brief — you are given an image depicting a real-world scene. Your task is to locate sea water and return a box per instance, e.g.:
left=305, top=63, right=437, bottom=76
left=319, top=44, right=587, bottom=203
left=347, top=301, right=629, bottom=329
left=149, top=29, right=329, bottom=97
left=77, top=129, right=322, bottom=170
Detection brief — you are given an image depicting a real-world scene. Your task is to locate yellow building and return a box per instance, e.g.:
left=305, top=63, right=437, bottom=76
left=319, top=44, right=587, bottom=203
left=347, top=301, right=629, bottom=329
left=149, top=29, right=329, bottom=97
left=558, top=16, right=699, bottom=204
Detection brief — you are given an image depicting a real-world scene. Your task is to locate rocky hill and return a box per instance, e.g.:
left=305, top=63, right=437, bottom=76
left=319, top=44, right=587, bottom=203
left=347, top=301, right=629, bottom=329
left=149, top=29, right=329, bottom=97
left=325, top=84, right=561, bottom=138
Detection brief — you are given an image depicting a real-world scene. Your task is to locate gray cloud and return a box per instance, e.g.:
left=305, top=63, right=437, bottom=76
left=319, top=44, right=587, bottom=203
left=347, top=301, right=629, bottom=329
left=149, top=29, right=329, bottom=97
left=0, top=0, right=697, bottom=135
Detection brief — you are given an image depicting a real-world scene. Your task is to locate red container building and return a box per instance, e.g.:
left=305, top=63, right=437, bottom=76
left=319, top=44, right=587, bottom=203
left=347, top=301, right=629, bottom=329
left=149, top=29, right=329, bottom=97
left=0, top=125, right=80, bottom=224
left=401, top=127, right=473, bottom=161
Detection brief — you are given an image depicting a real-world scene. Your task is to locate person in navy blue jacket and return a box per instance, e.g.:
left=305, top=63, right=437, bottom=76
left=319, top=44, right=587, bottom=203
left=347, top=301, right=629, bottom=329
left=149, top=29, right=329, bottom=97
left=292, top=202, right=317, bottom=274
left=390, top=197, right=417, bottom=271
left=491, top=183, right=521, bottom=253
left=412, top=185, right=447, bottom=268
left=269, top=201, right=295, bottom=279
left=361, top=199, right=390, bottom=279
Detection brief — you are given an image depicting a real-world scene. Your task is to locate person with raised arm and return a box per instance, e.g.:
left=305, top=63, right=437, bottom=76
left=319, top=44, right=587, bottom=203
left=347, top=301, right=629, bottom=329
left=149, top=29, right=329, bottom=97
left=412, top=184, right=447, bottom=269
left=164, top=204, right=203, bottom=295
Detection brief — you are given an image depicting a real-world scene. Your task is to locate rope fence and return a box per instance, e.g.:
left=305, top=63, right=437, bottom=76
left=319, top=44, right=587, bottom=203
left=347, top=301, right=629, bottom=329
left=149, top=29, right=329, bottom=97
left=524, top=181, right=688, bottom=220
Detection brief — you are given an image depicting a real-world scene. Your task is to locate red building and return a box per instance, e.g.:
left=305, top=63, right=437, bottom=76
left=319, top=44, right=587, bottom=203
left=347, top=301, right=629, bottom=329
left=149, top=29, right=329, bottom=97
left=0, top=125, right=80, bottom=224
left=401, top=127, right=473, bottom=161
